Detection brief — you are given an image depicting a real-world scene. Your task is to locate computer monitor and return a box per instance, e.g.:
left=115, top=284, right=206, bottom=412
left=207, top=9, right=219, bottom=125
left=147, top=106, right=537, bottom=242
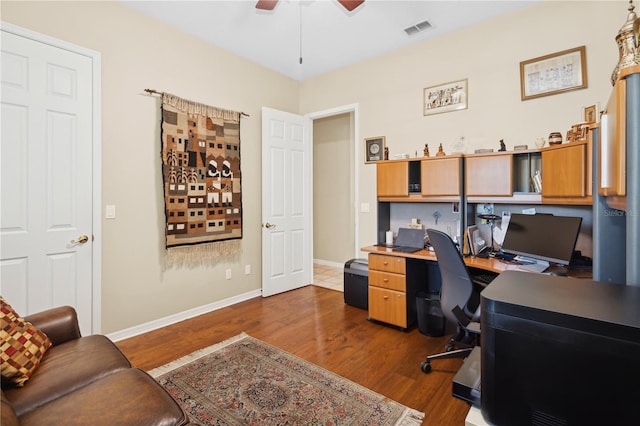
left=500, top=213, right=582, bottom=267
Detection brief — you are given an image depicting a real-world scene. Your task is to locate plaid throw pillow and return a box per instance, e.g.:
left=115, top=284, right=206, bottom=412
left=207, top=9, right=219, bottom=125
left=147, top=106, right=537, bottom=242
left=1, top=296, right=52, bottom=387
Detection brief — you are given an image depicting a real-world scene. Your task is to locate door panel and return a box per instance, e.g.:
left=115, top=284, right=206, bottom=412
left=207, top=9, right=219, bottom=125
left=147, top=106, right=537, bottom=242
left=0, top=28, right=96, bottom=334
left=261, top=108, right=312, bottom=297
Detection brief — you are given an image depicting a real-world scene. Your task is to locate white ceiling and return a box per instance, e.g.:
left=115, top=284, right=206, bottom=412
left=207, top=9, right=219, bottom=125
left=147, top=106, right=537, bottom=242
left=123, top=0, right=538, bottom=81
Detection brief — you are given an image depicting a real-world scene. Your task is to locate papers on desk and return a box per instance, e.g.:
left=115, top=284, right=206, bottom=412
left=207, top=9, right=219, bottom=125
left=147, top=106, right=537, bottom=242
left=492, top=212, right=511, bottom=248
left=467, top=226, right=486, bottom=256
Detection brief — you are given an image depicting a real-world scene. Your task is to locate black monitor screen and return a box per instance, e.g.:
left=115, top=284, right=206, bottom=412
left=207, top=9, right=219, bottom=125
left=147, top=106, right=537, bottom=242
left=500, top=213, right=582, bottom=266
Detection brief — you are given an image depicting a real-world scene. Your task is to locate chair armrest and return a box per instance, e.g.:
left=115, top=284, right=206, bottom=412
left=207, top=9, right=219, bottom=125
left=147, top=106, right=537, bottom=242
left=24, top=306, right=81, bottom=345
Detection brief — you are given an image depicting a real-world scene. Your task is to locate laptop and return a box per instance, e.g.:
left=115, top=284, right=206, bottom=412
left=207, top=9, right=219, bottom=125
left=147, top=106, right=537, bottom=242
left=377, top=228, right=425, bottom=253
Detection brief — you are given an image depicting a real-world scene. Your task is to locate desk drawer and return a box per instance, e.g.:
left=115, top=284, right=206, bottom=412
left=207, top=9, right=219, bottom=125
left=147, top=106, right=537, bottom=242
left=368, top=286, right=407, bottom=328
left=369, top=270, right=406, bottom=292
left=368, top=254, right=405, bottom=274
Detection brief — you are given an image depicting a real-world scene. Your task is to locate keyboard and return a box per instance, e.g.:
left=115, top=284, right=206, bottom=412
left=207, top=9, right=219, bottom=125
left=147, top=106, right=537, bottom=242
left=473, top=273, right=497, bottom=286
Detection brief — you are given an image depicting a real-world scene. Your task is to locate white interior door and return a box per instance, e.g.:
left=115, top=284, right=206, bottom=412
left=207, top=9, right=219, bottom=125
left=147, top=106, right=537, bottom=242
left=0, top=25, right=99, bottom=335
left=261, top=107, right=312, bottom=297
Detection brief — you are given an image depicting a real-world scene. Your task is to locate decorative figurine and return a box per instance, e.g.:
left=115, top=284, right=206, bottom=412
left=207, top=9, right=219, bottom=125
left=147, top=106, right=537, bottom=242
left=611, top=0, right=640, bottom=85
left=436, top=143, right=446, bottom=157
left=423, top=144, right=430, bottom=157
left=499, top=139, right=506, bottom=152
left=384, top=146, right=389, bottom=160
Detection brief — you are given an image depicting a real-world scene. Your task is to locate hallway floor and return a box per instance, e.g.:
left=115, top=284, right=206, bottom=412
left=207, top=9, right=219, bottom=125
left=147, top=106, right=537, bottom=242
left=313, top=263, right=343, bottom=292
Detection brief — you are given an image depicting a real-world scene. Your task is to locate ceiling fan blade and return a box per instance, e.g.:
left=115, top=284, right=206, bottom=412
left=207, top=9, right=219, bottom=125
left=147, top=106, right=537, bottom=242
left=337, top=0, right=364, bottom=12
left=256, top=0, right=278, bottom=11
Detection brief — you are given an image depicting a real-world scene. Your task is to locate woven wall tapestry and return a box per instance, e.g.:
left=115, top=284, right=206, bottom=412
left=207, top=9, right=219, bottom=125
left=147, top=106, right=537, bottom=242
left=160, top=93, right=242, bottom=255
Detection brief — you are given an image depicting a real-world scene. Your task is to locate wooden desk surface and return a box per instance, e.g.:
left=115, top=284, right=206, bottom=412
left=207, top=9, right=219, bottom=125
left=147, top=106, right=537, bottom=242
left=361, top=245, right=592, bottom=278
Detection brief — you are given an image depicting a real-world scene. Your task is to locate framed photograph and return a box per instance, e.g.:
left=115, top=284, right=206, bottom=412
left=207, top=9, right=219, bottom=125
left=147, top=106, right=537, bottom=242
left=583, top=102, right=600, bottom=123
left=520, top=46, right=587, bottom=101
left=423, top=79, right=468, bottom=116
left=364, top=136, right=385, bottom=163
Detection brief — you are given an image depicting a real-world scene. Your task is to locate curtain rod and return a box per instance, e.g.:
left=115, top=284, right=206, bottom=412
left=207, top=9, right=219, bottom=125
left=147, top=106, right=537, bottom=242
left=144, top=88, right=250, bottom=117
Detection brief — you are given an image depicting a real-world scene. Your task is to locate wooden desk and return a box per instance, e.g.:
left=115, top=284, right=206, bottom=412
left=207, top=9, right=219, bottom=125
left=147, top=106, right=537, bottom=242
left=361, top=245, right=592, bottom=277
left=361, top=245, right=591, bottom=329
left=361, top=245, right=520, bottom=274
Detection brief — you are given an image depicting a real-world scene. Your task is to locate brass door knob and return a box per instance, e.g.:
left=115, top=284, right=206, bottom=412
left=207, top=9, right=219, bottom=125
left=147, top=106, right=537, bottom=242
left=71, top=235, right=89, bottom=244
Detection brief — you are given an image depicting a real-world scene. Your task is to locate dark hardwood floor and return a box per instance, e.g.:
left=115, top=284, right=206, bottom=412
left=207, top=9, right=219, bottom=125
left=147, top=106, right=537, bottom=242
left=116, top=285, right=470, bottom=425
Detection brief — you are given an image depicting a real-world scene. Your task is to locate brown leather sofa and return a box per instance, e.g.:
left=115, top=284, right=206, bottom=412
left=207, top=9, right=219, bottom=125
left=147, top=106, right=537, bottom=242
left=1, top=306, right=196, bottom=426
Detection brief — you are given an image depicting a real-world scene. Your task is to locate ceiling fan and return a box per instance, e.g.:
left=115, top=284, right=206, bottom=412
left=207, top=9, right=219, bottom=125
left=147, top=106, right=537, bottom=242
left=256, top=0, right=364, bottom=12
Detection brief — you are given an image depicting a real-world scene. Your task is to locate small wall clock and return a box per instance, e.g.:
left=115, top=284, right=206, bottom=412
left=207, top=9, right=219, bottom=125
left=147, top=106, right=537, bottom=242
left=365, top=136, right=385, bottom=163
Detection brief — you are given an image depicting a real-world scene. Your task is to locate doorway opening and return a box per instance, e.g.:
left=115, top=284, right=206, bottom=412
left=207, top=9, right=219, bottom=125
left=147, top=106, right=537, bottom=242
left=308, top=104, right=359, bottom=292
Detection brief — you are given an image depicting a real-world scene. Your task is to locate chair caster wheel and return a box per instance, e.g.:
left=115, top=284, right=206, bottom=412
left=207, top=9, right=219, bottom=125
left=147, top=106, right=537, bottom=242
left=420, top=361, right=432, bottom=374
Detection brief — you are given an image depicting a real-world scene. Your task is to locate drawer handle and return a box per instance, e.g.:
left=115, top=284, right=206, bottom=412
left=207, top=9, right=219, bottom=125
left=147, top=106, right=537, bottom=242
left=383, top=296, right=389, bottom=300
left=383, top=278, right=389, bottom=282
left=383, top=261, right=389, bottom=266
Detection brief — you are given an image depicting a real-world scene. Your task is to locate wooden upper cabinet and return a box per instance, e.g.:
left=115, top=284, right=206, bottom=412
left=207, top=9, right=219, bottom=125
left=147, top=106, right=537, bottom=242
left=541, top=141, right=590, bottom=201
left=465, top=154, right=513, bottom=196
left=377, top=161, right=408, bottom=197
left=421, top=157, right=461, bottom=196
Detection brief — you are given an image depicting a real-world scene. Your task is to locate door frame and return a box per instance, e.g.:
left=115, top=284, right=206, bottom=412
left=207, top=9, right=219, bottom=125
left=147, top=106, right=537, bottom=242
left=307, top=103, right=360, bottom=260
left=1, top=22, right=103, bottom=333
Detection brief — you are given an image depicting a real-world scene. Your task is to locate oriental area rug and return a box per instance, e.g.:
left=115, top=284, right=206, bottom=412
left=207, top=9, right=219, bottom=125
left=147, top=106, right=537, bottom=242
left=148, top=333, right=424, bottom=425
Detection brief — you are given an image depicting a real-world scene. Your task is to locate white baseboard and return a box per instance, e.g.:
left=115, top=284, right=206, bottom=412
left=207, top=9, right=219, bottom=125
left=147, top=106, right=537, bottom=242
left=313, top=259, right=345, bottom=269
left=107, top=289, right=262, bottom=342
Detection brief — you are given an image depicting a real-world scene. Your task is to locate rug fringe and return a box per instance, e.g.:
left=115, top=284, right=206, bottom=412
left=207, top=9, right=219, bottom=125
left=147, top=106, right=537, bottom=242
left=395, top=407, right=426, bottom=426
left=148, top=332, right=248, bottom=378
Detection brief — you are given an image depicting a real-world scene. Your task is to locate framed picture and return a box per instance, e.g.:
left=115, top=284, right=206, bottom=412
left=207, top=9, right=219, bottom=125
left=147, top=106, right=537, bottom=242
left=583, top=103, right=600, bottom=123
left=364, top=136, right=385, bottom=163
left=520, top=46, right=587, bottom=101
left=423, top=79, right=468, bottom=116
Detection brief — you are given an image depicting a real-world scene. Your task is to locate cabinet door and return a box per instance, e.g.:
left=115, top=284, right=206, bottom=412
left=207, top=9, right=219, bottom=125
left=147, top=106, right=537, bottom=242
left=600, top=79, right=626, bottom=198
left=421, top=158, right=460, bottom=196
left=368, top=286, right=407, bottom=328
left=465, top=155, right=513, bottom=196
left=377, top=161, right=408, bottom=197
left=542, top=144, right=587, bottom=198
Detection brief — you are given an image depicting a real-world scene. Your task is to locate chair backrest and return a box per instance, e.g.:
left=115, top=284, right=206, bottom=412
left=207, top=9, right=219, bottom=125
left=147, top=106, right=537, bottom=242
left=426, top=229, right=476, bottom=324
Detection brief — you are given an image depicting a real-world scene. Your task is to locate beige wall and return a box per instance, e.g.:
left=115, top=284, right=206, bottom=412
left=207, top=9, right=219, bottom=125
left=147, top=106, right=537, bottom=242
left=313, top=113, right=355, bottom=264
left=2, top=1, right=627, bottom=334
left=299, top=0, right=626, bottom=254
left=1, top=1, right=299, bottom=333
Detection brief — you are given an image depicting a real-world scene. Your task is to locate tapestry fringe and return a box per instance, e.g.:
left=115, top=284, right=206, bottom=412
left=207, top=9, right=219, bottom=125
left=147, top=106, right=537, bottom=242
left=166, top=240, right=241, bottom=268
left=161, top=92, right=240, bottom=121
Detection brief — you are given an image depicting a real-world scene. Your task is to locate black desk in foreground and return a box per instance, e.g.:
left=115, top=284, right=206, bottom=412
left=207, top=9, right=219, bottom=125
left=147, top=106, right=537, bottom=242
left=480, top=271, right=640, bottom=426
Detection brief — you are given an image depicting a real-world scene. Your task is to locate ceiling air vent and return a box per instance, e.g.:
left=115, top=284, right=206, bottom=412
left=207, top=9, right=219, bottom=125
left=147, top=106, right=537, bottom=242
left=404, top=20, right=432, bottom=36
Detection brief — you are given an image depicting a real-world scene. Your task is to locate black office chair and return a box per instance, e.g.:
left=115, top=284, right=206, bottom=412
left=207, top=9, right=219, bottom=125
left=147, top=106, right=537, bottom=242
left=420, top=228, right=484, bottom=374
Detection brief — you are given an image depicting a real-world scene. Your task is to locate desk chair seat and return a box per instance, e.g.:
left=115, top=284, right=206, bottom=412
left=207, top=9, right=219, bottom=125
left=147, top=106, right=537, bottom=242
left=420, top=229, right=484, bottom=374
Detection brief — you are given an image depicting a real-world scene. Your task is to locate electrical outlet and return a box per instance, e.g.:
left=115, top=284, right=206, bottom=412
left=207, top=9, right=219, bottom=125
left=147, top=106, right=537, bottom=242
left=245, top=265, right=251, bottom=275
left=225, top=269, right=232, bottom=280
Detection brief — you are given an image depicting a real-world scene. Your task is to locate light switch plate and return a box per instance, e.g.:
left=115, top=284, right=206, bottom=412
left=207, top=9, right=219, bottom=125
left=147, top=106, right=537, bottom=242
left=105, top=205, right=116, bottom=219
